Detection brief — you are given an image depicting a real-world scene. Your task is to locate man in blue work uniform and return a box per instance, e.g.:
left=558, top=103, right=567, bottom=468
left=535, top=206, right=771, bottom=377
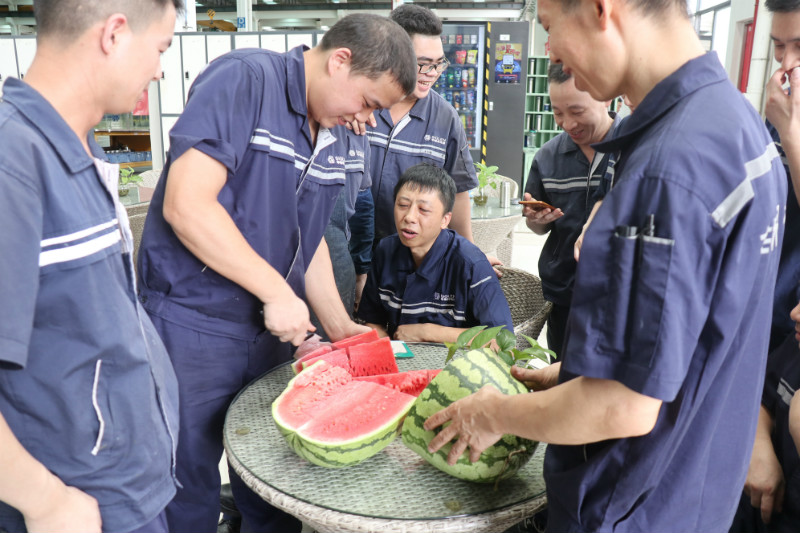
left=357, top=164, right=512, bottom=342
left=423, top=0, right=787, bottom=531
left=522, top=63, right=620, bottom=358
left=730, top=302, right=800, bottom=532
left=349, top=4, right=486, bottom=298
left=137, top=14, right=416, bottom=533
left=0, top=2, right=182, bottom=532
left=761, top=0, right=800, bottom=354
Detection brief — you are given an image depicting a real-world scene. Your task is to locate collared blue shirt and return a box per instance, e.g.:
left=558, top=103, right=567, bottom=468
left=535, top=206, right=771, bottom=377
left=0, top=78, right=178, bottom=533
left=138, top=46, right=347, bottom=339
left=766, top=120, right=800, bottom=351
left=524, top=113, right=621, bottom=306
left=761, top=333, right=800, bottom=527
left=546, top=52, right=787, bottom=532
left=366, top=91, right=478, bottom=240
left=356, top=229, right=513, bottom=337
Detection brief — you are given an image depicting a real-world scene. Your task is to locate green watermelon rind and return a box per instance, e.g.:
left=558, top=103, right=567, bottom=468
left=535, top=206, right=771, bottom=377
left=401, top=349, right=537, bottom=483
left=272, top=361, right=415, bottom=468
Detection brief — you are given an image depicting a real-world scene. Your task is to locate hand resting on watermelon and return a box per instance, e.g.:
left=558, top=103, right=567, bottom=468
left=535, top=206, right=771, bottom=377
left=510, top=362, right=561, bottom=391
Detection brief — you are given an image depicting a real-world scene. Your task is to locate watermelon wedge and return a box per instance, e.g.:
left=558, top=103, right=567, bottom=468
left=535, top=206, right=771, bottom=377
left=272, top=360, right=415, bottom=468
left=354, top=369, right=441, bottom=396
left=348, top=337, right=397, bottom=377
left=291, top=345, right=333, bottom=374
left=299, top=349, right=349, bottom=373
left=331, top=329, right=380, bottom=350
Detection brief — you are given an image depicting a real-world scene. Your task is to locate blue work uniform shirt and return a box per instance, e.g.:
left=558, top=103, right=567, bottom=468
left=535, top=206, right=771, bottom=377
left=366, top=91, right=478, bottom=241
left=766, top=120, right=800, bottom=351
left=760, top=333, right=800, bottom=529
left=356, top=229, right=513, bottom=337
left=524, top=113, right=621, bottom=306
left=547, top=52, right=787, bottom=532
left=0, top=78, right=179, bottom=533
left=138, top=46, right=347, bottom=340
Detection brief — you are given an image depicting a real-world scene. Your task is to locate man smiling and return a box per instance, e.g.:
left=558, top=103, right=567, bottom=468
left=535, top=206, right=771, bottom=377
left=423, top=0, right=787, bottom=530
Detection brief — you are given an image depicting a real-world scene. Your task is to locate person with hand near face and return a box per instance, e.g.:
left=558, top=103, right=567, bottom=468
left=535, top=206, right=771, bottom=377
left=356, top=164, right=512, bottom=344
left=522, top=63, right=619, bottom=358
left=136, top=14, right=416, bottom=533
left=0, top=1, right=182, bottom=532
left=424, top=0, right=787, bottom=530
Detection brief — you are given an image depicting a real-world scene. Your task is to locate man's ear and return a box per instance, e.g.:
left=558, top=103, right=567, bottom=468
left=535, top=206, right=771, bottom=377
left=593, top=0, right=614, bottom=31
left=441, top=212, right=453, bottom=229
left=326, top=47, right=353, bottom=77
left=100, top=14, right=128, bottom=55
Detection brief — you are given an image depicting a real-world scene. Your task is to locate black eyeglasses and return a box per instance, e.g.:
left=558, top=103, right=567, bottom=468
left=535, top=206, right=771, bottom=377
left=417, top=59, right=449, bottom=74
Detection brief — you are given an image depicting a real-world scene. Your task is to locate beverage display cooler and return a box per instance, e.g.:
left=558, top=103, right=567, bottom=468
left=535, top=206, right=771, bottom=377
left=433, top=23, right=486, bottom=162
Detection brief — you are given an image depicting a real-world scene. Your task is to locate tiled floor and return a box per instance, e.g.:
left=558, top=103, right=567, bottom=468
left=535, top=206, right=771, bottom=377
left=218, top=219, right=549, bottom=516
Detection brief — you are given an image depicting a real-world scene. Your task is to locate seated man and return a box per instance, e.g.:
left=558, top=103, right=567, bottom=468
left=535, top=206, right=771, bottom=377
left=356, top=163, right=513, bottom=343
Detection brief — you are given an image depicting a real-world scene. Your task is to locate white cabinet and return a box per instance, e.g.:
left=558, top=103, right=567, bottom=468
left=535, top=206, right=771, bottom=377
left=206, top=34, right=232, bottom=63
left=260, top=34, right=286, bottom=53
left=287, top=33, right=314, bottom=50
left=14, top=38, right=36, bottom=80
left=234, top=34, right=260, bottom=49
left=0, top=39, right=18, bottom=94
left=159, top=42, right=183, bottom=115
left=181, top=34, right=207, bottom=102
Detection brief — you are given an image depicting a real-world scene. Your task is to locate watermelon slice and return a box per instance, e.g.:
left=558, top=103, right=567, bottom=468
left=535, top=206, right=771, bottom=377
left=347, top=337, right=398, bottom=377
left=291, top=344, right=333, bottom=374
left=331, top=329, right=380, bottom=350
left=354, top=369, right=441, bottom=396
left=272, top=360, right=415, bottom=468
left=299, top=349, right=349, bottom=373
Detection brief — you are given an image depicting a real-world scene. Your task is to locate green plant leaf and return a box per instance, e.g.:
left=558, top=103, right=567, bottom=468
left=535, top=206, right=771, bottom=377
left=486, top=165, right=499, bottom=173
left=470, top=325, right=504, bottom=349
left=458, top=325, right=486, bottom=347
left=496, top=328, right=516, bottom=352
left=497, top=350, right=514, bottom=366
left=444, top=341, right=458, bottom=364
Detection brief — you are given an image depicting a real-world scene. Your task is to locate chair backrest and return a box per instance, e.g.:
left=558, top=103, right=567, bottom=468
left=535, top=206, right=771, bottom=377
left=497, top=266, right=552, bottom=346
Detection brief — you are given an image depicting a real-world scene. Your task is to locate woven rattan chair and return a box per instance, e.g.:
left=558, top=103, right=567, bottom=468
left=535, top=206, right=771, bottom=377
left=497, top=266, right=552, bottom=348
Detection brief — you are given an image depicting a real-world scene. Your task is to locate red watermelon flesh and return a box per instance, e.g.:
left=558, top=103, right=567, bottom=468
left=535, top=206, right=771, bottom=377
left=354, top=369, right=441, bottom=396
left=291, top=345, right=333, bottom=374
left=347, top=337, right=398, bottom=377
left=300, top=349, right=349, bottom=373
left=331, top=329, right=380, bottom=350
left=276, top=361, right=353, bottom=428
left=299, top=381, right=415, bottom=443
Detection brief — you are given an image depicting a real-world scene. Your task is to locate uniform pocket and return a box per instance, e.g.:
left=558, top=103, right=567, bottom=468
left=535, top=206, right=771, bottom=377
left=90, top=359, right=114, bottom=456
left=629, top=236, right=674, bottom=367
left=598, top=233, right=638, bottom=355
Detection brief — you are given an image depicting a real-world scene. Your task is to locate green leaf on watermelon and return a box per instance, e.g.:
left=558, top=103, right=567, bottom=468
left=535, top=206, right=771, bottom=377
left=470, top=326, right=504, bottom=350
left=496, top=328, right=516, bottom=352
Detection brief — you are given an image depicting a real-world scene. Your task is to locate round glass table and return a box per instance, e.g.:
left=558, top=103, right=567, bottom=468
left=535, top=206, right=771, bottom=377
left=224, top=343, right=547, bottom=533
left=471, top=198, right=524, bottom=265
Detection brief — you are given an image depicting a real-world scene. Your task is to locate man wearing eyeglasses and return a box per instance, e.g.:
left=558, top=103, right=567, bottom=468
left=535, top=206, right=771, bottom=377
left=349, top=4, right=488, bottom=308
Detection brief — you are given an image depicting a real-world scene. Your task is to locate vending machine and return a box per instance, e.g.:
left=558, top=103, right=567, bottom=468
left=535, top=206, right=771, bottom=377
left=434, top=21, right=530, bottom=186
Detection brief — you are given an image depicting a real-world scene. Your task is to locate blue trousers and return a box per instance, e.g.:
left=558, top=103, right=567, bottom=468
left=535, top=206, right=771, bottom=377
left=149, top=314, right=301, bottom=533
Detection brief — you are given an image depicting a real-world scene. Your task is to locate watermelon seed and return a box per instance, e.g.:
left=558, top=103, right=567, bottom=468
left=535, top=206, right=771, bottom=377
left=235, top=427, right=251, bottom=436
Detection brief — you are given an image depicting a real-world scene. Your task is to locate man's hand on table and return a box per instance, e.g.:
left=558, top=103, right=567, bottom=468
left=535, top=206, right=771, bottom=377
left=423, top=385, right=506, bottom=464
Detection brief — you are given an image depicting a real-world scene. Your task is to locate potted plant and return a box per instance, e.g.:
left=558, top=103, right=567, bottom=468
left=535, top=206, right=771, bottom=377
left=473, top=162, right=500, bottom=206
left=118, top=166, right=142, bottom=197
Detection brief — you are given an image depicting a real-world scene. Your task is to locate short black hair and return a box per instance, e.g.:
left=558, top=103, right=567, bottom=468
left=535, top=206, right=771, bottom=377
left=390, top=4, right=443, bottom=37
left=319, top=13, right=417, bottom=97
left=34, top=0, right=183, bottom=39
left=393, top=163, right=456, bottom=214
left=548, top=63, right=571, bottom=84
left=555, top=0, right=687, bottom=16
left=765, top=0, right=800, bottom=12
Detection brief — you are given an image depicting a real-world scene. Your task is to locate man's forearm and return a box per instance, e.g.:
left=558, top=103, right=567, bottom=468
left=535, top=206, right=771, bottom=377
left=306, top=238, right=356, bottom=341
left=492, top=376, right=662, bottom=445
left=449, top=191, right=474, bottom=241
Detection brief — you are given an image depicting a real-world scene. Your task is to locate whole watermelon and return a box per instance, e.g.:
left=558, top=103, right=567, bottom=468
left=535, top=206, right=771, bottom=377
left=401, top=349, right=537, bottom=483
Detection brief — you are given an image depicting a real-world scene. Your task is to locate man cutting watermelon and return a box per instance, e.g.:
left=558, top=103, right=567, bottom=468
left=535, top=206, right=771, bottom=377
left=424, top=0, right=786, bottom=530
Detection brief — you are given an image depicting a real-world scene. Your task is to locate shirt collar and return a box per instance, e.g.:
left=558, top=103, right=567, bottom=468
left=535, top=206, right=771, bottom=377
left=2, top=77, right=97, bottom=173
left=286, top=45, right=309, bottom=118
left=593, top=52, right=726, bottom=153
left=376, top=91, right=433, bottom=127
left=415, top=229, right=455, bottom=281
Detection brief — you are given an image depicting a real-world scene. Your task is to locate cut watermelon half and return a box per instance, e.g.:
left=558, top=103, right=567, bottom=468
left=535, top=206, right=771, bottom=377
left=331, top=329, right=380, bottom=350
left=272, top=360, right=415, bottom=468
left=347, top=337, right=397, bottom=377
left=291, top=345, right=333, bottom=374
left=354, top=369, right=441, bottom=396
